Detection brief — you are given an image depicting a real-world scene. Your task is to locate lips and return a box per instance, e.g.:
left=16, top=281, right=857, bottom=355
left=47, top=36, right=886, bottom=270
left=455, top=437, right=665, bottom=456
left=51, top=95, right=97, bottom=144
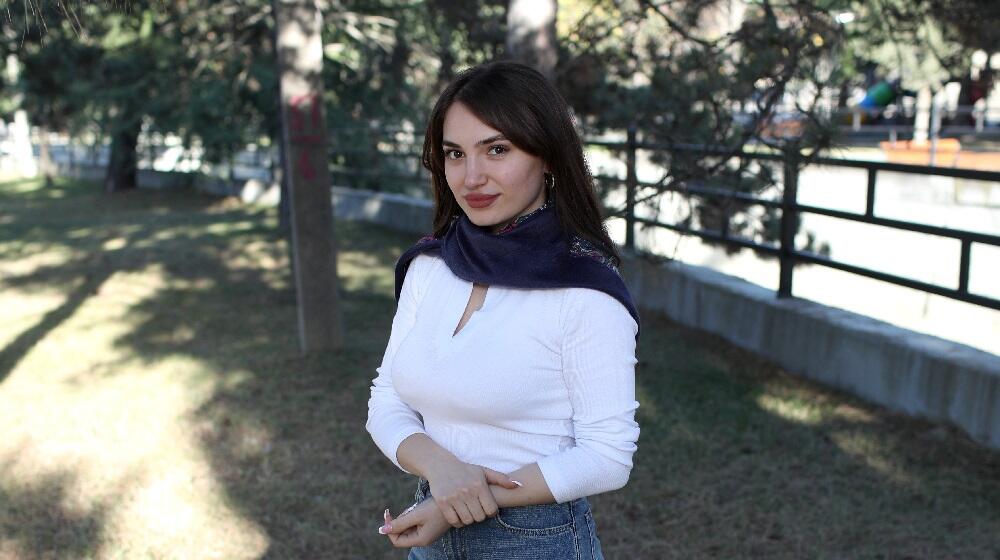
left=464, top=194, right=500, bottom=209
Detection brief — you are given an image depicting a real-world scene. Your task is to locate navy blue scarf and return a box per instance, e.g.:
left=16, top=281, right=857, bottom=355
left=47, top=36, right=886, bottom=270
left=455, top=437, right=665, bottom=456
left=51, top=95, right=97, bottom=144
left=394, top=202, right=641, bottom=338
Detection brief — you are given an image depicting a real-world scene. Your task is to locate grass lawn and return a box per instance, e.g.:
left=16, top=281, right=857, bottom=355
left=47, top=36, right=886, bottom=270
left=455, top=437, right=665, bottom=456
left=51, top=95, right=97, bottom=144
left=0, top=177, right=998, bottom=559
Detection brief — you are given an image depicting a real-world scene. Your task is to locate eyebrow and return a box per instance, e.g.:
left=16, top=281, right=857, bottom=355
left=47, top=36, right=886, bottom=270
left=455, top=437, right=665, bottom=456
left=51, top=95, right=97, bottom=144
left=442, top=134, right=508, bottom=148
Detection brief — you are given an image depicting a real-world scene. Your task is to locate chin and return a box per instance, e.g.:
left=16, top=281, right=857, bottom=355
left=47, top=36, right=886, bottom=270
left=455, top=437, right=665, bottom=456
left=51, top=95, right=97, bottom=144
left=462, top=207, right=509, bottom=229
left=467, top=215, right=505, bottom=229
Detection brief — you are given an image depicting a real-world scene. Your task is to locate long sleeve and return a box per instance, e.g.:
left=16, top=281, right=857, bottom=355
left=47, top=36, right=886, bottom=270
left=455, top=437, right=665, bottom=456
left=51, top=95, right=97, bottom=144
left=365, top=254, right=433, bottom=474
left=536, top=288, right=641, bottom=504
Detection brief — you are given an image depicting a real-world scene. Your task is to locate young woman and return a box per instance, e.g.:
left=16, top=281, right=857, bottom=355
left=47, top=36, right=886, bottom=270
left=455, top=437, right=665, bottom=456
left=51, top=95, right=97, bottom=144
left=366, top=61, right=641, bottom=560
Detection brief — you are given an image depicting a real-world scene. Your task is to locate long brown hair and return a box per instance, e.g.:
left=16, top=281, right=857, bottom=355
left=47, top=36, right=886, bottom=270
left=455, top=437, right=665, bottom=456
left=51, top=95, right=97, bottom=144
left=421, top=61, right=621, bottom=268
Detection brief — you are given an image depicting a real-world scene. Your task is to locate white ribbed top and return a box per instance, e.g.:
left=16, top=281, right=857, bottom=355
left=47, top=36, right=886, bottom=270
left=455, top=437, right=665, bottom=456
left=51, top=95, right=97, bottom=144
left=365, top=253, right=640, bottom=504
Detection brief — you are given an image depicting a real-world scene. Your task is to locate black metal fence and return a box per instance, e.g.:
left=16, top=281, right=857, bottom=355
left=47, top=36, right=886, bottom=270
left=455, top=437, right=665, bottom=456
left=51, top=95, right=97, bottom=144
left=35, top=127, right=1000, bottom=312
left=592, top=129, right=1000, bottom=312
left=325, top=126, right=999, bottom=311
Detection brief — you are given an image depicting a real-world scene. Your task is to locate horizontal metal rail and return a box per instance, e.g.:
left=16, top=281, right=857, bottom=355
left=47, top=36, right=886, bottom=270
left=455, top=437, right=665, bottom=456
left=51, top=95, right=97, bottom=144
left=631, top=215, right=781, bottom=257
left=792, top=250, right=1000, bottom=311
left=589, top=140, right=1000, bottom=182
left=795, top=203, right=1000, bottom=246
left=589, top=136, right=1000, bottom=311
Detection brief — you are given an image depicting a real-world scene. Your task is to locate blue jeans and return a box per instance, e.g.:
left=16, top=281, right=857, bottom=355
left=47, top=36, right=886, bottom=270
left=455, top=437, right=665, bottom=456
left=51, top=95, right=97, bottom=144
left=407, top=477, right=605, bottom=560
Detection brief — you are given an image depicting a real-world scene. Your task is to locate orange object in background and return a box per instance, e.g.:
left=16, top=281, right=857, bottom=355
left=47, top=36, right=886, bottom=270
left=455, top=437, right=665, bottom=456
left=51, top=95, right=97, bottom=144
left=880, top=139, right=1000, bottom=171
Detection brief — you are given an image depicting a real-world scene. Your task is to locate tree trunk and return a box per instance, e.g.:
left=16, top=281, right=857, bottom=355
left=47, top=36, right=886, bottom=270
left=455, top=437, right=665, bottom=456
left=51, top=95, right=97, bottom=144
left=37, top=126, right=53, bottom=187
left=837, top=79, right=851, bottom=109
left=104, top=123, right=139, bottom=192
left=436, top=18, right=455, bottom=91
left=505, top=0, right=558, bottom=81
left=274, top=0, right=343, bottom=353
left=275, top=138, right=291, bottom=232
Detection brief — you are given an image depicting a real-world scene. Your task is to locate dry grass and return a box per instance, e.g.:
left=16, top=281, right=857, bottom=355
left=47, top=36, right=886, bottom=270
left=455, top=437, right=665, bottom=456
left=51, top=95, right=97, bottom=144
left=0, top=178, right=998, bottom=559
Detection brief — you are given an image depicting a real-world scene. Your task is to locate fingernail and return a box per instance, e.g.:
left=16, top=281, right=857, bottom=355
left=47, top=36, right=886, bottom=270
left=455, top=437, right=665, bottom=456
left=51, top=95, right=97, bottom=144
left=383, top=508, right=390, bottom=521
left=378, top=523, right=391, bottom=534
left=511, top=479, right=523, bottom=487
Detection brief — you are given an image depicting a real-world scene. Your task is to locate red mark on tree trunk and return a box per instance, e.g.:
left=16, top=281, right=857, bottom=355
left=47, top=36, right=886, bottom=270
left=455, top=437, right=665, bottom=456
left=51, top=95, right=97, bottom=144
left=290, top=93, right=321, bottom=133
left=288, top=93, right=322, bottom=180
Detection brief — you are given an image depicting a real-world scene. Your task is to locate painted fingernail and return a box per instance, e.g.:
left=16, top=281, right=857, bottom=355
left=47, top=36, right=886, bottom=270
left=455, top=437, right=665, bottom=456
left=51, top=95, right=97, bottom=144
left=378, top=523, right=391, bottom=534
left=383, top=508, right=390, bottom=521
left=511, top=479, right=524, bottom=487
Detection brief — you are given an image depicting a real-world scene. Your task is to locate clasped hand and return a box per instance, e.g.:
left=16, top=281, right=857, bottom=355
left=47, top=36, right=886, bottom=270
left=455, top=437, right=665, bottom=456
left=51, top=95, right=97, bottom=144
left=379, top=461, right=521, bottom=548
left=426, top=461, right=521, bottom=527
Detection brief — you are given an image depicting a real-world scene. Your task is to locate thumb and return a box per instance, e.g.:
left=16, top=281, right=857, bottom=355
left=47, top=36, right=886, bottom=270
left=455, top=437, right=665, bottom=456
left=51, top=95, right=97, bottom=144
left=482, top=467, right=522, bottom=489
left=386, top=508, right=420, bottom=535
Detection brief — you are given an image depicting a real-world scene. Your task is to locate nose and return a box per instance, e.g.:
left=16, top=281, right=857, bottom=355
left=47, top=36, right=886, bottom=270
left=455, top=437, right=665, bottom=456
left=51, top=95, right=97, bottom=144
left=463, top=157, right=486, bottom=189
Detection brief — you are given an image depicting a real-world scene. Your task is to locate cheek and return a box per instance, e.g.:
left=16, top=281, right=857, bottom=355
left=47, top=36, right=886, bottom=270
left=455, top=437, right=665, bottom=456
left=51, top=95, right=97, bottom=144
left=504, top=164, right=542, bottom=197
left=496, top=166, right=530, bottom=191
left=444, top=165, right=462, bottom=190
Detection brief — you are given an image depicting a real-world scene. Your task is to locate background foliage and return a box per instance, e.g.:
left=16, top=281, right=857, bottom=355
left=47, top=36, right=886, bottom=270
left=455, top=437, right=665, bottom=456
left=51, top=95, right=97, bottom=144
left=0, top=0, right=996, bottom=242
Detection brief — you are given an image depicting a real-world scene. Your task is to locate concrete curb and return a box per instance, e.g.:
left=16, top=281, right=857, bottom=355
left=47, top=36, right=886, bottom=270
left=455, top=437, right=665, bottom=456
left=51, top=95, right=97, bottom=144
left=621, top=255, right=1000, bottom=448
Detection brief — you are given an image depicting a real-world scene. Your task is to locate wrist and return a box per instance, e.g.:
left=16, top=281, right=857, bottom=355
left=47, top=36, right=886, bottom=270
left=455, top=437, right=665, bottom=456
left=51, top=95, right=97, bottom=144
left=397, top=433, right=461, bottom=480
left=423, top=449, right=463, bottom=481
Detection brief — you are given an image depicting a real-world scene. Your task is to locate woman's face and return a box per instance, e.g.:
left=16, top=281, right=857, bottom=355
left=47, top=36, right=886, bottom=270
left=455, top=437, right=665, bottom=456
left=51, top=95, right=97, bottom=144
left=441, top=102, right=547, bottom=232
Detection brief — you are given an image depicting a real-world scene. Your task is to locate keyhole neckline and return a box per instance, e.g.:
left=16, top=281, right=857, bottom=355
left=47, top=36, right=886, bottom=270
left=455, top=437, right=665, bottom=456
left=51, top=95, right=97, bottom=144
left=451, top=280, right=490, bottom=338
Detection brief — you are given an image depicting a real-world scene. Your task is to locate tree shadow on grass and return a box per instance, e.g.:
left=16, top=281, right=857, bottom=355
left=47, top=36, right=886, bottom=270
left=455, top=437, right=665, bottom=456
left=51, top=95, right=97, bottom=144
left=106, top=216, right=419, bottom=558
left=3, top=177, right=423, bottom=557
left=0, top=457, right=110, bottom=560
left=0, top=261, right=113, bottom=384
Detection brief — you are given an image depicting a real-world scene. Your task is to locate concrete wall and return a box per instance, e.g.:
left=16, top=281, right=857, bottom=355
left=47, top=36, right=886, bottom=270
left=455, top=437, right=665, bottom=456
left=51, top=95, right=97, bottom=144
left=331, top=187, right=433, bottom=234
left=620, top=255, right=1000, bottom=449
left=47, top=167, right=1000, bottom=449
left=52, top=163, right=282, bottom=206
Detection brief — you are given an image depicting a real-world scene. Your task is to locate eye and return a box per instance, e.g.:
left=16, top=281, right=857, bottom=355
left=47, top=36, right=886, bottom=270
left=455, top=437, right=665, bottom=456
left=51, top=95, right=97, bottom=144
left=444, top=149, right=464, bottom=160
left=487, top=144, right=509, bottom=157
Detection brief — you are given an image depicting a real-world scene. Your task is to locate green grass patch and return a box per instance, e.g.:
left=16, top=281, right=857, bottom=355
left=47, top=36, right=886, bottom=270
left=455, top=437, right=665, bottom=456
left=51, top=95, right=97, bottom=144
left=0, top=177, right=997, bottom=559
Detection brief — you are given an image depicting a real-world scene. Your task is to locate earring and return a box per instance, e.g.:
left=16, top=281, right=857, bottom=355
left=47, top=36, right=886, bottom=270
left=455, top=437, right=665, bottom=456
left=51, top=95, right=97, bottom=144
left=544, top=173, right=555, bottom=189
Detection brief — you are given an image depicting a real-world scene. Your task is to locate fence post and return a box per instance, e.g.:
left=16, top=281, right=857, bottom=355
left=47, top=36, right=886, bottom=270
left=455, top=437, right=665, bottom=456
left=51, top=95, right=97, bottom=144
left=778, top=153, right=800, bottom=298
left=625, top=124, right=637, bottom=252
left=929, top=92, right=940, bottom=166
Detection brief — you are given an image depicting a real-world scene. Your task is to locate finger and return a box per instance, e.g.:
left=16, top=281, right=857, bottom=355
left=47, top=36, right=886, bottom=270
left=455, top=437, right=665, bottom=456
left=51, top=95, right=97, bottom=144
left=392, top=527, right=424, bottom=549
left=389, top=528, right=419, bottom=549
left=386, top=511, right=420, bottom=535
left=377, top=508, right=395, bottom=535
left=483, top=468, right=522, bottom=489
left=478, top=492, right=499, bottom=518
left=466, top=493, right=490, bottom=522
left=438, top=502, right=462, bottom=528
left=471, top=507, right=487, bottom=523
left=454, top=501, right=475, bottom=526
